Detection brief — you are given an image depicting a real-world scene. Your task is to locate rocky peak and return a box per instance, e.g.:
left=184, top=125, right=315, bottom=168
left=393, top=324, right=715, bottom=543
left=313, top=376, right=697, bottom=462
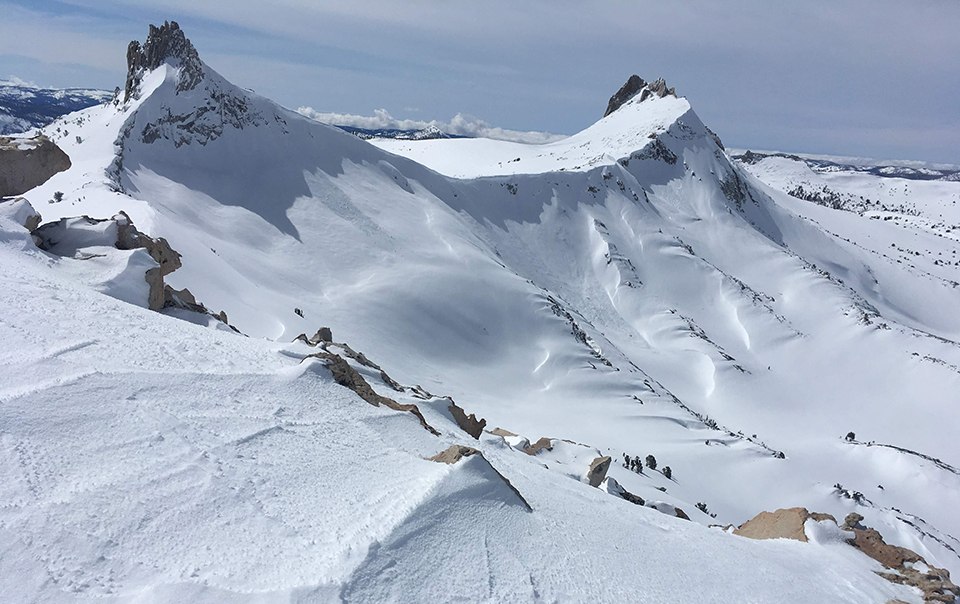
left=604, top=75, right=646, bottom=117
left=124, top=21, right=204, bottom=102
left=604, top=75, right=678, bottom=117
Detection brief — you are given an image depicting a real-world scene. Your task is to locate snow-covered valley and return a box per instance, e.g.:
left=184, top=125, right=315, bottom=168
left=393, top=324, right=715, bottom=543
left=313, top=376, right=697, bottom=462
left=1, top=21, right=958, bottom=604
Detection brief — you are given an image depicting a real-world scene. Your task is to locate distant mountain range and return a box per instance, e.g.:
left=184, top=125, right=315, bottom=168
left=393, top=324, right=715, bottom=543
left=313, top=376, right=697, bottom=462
left=0, top=80, right=461, bottom=141
left=0, top=80, right=114, bottom=135
left=336, top=124, right=466, bottom=141
left=733, top=149, right=960, bottom=182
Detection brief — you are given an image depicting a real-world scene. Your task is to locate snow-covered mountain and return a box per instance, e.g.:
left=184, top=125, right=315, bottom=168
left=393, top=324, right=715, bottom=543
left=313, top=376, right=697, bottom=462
left=0, top=79, right=113, bottom=135
left=734, top=150, right=960, bottom=182
left=337, top=124, right=461, bottom=141
left=2, top=21, right=959, bottom=603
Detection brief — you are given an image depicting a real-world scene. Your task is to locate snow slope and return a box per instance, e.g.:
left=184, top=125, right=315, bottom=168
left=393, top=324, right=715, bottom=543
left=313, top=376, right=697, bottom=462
left=3, top=23, right=959, bottom=601
left=0, top=215, right=919, bottom=603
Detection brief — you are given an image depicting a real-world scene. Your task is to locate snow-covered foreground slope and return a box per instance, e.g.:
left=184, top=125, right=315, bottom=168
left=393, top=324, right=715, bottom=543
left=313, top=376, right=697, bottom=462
left=3, top=21, right=959, bottom=602
left=0, top=217, right=920, bottom=603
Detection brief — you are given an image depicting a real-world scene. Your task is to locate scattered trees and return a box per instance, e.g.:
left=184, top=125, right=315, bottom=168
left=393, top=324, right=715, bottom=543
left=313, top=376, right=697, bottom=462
left=695, top=502, right=717, bottom=518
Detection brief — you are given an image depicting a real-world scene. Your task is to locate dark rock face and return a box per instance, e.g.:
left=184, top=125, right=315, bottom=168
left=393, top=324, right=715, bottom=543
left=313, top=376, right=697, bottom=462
left=640, top=77, right=676, bottom=102
left=447, top=399, right=487, bottom=439
left=119, top=22, right=268, bottom=149
left=124, top=21, right=204, bottom=102
left=604, top=75, right=677, bottom=117
left=0, top=135, right=71, bottom=197
left=604, top=75, right=647, bottom=117
left=587, top=456, right=611, bottom=488
left=634, top=138, right=679, bottom=165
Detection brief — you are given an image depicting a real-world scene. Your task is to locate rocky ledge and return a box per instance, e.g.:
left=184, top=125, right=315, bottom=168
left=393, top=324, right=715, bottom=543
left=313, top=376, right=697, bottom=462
left=735, top=508, right=959, bottom=603
left=0, top=135, right=71, bottom=198
left=604, top=75, right=677, bottom=117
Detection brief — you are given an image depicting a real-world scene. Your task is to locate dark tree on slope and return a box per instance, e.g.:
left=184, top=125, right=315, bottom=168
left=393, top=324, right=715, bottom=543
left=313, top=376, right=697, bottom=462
left=662, top=466, right=672, bottom=480
left=645, top=455, right=657, bottom=470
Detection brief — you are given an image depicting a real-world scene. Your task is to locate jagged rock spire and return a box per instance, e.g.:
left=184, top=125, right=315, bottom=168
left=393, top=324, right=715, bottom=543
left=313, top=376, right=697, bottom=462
left=124, top=21, right=203, bottom=102
left=604, top=75, right=677, bottom=117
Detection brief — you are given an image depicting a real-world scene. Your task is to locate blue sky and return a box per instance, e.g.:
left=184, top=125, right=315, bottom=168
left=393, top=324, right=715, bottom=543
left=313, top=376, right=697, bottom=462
left=2, top=0, right=957, bottom=164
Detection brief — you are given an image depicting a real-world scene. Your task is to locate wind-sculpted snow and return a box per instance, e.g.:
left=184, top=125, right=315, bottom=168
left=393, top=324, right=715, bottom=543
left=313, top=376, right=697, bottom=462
left=1, top=214, right=929, bottom=603
left=4, top=23, right=960, bottom=601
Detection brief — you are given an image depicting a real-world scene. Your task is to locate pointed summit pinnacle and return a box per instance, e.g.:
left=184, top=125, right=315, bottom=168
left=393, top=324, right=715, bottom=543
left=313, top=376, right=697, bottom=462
left=604, top=75, right=677, bottom=117
left=124, top=21, right=204, bottom=102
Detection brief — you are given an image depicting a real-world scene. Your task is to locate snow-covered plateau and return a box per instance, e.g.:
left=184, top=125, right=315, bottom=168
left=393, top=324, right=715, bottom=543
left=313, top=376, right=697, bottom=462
left=1, top=21, right=958, bottom=604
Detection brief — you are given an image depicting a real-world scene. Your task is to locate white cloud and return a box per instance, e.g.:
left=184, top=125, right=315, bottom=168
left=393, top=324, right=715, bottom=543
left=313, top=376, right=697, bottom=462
left=297, top=107, right=567, bottom=145
left=1, top=76, right=39, bottom=88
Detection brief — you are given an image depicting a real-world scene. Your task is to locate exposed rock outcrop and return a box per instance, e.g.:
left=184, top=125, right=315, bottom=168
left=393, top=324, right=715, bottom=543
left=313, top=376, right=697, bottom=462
left=604, top=75, right=647, bottom=117
left=302, top=350, right=439, bottom=436
left=641, top=77, right=676, bottom=102
left=33, top=212, right=179, bottom=310
left=32, top=211, right=232, bottom=326
left=0, top=197, right=41, bottom=231
left=733, top=507, right=837, bottom=542
left=113, top=211, right=182, bottom=280
left=604, top=75, right=677, bottom=117
left=427, top=444, right=480, bottom=464
left=737, top=508, right=959, bottom=602
left=523, top=437, right=555, bottom=456
left=0, top=135, right=71, bottom=197
left=122, top=22, right=266, bottom=149
left=601, top=476, right=646, bottom=506
left=447, top=399, right=486, bottom=440
left=294, top=328, right=334, bottom=347
left=124, top=21, right=203, bottom=102
left=841, top=514, right=959, bottom=603
left=587, top=456, right=611, bottom=488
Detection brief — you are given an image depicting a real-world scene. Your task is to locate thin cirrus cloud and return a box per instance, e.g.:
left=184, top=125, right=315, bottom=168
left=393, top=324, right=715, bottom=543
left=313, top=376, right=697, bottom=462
left=0, top=0, right=957, bottom=163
